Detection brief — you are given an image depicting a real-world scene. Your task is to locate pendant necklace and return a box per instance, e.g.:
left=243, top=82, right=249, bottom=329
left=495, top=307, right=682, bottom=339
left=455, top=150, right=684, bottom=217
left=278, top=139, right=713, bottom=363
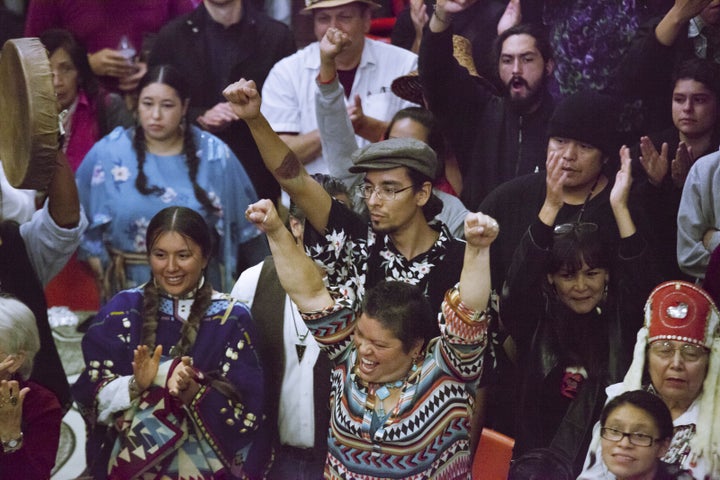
left=290, top=307, right=310, bottom=363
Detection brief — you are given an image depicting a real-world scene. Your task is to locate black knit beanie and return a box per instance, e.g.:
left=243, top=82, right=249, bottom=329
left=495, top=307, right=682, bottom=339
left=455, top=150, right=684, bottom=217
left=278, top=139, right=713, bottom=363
left=547, top=90, right=620, bottom=158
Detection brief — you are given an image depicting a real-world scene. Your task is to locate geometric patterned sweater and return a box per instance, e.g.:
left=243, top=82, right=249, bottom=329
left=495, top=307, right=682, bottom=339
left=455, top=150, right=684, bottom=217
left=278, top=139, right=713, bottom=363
left=302, top=287, right=492, bottom=479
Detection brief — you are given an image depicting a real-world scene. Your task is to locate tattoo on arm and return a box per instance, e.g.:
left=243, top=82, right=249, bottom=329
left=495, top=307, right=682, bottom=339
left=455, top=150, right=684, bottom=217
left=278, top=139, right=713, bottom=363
left=275, top=151, right=302, bottom=180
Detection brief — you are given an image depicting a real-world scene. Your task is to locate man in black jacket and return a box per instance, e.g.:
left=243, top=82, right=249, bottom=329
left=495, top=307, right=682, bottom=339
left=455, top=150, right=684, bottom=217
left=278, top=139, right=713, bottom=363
left=419, top=0, right=556, bottom=210
left=148, top=0, right=296, bottom=203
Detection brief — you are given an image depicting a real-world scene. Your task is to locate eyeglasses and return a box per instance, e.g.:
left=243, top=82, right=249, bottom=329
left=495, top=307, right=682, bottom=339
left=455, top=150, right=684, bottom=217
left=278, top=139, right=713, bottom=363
left=553, top=222, right=598, bottom=236
left=600, top=427, right=660, bottom=447
left=648, top=341, right=708, bottom=362
left=356, top=184, right=415, bottom=201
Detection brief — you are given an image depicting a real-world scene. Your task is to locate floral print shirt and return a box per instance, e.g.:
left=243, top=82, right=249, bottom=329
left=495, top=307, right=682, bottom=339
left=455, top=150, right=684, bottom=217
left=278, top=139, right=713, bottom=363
left=305, top=199, right=466, bottom=316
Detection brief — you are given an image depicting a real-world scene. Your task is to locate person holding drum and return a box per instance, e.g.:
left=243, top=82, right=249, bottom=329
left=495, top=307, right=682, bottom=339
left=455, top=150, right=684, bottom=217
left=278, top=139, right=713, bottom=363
left=0, top=37, right=89, bottom=413
left=40, top=28, right=134, bottom=312
left=75, top=64, right=268, bottom=300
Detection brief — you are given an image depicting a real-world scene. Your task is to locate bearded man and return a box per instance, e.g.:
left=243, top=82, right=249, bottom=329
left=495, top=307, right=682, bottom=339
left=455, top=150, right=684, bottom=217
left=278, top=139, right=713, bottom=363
left=419, top=3, right=556, bottom=209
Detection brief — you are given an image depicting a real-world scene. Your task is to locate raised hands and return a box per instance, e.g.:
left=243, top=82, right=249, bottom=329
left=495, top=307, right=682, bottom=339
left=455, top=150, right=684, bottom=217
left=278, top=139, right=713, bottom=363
left=197, top=102, right=240, bottom=133
left=611, top=146, right=637, bottom=238
left=497, top=0, right=521, bottom=35
left=245, top=199, right=285, bottom=236
left=638, top=136, right=669, bottom=187
left=410, top=0, right=429, bottom=37
left=87, top=48, right=139, bottom=79
left=611, top=146, right=634, bottom=210
left=132, top=345, right=162, bottom=393
left=223, top=79, right=262, bottom=121
left=671, top=141, right=694, bottom=188
left=538, top=150, right=567, bottom=226
left=435, top=0, right=479, bottom=15
left=0, top=379, right=29, bottom=444
left=670, top=0, right=713, bottom=22
left=167, top=357, right=200, bottom=405
left=320, top=27, right=352, bottom=64
left=464, top=212, right=500, bottom=249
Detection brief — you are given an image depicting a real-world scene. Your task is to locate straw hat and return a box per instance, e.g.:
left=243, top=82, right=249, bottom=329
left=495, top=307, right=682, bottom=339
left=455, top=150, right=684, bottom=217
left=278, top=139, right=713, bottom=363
left=301, top=0, right=381, bottom=14
left=391, top=35, right=498, bottom=105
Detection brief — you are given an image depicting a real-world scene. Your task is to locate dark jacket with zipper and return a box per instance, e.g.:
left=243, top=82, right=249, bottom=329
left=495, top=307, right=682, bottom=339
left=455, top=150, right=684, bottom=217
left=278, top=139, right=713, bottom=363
left=419, top=26, right=556, bottom=210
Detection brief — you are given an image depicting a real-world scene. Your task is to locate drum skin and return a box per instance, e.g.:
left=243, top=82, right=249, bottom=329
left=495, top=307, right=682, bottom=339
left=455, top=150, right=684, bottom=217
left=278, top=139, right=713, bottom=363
left=0, top=38, right=58, bottom=190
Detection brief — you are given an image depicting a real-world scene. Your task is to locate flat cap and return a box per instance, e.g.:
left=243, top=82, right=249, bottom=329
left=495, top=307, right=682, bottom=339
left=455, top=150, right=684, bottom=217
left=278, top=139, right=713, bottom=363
left=349, top=138, right=438, bottom=180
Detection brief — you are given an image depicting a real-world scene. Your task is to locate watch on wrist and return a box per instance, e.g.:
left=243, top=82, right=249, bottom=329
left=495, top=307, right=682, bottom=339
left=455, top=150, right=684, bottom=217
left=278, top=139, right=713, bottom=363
left=129, top=375, right=141, bottom=400
left=2, top=432, right=23, bottom=453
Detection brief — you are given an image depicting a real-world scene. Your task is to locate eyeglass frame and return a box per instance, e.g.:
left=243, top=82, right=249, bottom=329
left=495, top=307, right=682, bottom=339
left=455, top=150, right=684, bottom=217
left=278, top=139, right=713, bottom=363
left=356, top=183, right=416, bottom=201
left=600, top=427, right=661, bottom=447
left=648, top=340, right=709, bottom=363
left=553, top=221, right=599, bottom=236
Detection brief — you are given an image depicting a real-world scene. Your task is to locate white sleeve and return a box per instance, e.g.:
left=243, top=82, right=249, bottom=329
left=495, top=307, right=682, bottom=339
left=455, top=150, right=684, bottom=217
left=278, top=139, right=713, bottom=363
left=95, top=360, right=174, bottom=424
left=19, top=202, right=89, bottom=286
left=577, top=419, right=615, bottom=479
left=230, top=262, right=263, bottom=308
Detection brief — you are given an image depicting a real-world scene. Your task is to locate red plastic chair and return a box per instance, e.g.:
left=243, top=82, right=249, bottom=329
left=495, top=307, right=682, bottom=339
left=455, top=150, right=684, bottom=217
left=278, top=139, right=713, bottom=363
left=472, top=428, right=515, bottom=480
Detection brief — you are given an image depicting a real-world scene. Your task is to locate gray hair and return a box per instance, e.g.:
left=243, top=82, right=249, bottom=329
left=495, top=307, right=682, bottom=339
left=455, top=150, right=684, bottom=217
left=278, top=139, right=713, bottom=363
left=0, top=296, right=40, bottom=379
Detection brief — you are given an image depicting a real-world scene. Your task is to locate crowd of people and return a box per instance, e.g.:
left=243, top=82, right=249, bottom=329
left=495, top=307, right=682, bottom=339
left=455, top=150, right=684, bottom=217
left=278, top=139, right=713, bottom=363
left=2, top=0, right=720, bottom=479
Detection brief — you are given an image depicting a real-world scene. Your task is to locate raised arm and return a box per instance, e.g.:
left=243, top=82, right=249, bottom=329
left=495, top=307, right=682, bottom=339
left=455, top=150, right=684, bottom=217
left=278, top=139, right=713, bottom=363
left=47, top=151, right=81, bottom=228
left=316, top=28, right=364, bottom=190
left=611, top=146, right=637, bottom=239
left=245, top=199, right=333, bottom=311
left=224, top=80, right=333, bottom=232
left=458, top=212, right=499, bottom=311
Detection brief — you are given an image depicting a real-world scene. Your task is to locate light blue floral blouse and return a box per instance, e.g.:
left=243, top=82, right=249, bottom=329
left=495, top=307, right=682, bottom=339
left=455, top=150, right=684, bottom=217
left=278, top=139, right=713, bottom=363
left=76, top=126, right=260, bottom=291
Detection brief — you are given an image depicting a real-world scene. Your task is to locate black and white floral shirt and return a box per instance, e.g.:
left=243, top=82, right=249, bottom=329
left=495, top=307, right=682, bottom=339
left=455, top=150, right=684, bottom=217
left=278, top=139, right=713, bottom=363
left=305, top=200, right=466, bottom=316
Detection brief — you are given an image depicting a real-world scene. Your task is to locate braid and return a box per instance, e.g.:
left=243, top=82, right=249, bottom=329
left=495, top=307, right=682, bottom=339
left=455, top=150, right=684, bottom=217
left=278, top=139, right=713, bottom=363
left=183, top=127, right=219, bottom=213
left=141, top=280, right=161, bottom=348
left=133, top=127, right=164, bottom=196
left=171, top=278, right=213, bottom=357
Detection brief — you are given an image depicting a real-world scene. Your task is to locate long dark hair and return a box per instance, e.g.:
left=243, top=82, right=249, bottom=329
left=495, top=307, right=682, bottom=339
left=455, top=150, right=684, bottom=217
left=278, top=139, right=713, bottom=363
left=133, top=65, right=218, bottom=213
left=546, top=228, right=612, bottom=374
left=141, top=206, right=214, bottom=357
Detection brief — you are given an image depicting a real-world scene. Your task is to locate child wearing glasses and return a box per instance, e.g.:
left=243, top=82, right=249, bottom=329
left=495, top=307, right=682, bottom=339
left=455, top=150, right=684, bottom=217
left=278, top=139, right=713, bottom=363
left=599, top=390, right=694, bottom=480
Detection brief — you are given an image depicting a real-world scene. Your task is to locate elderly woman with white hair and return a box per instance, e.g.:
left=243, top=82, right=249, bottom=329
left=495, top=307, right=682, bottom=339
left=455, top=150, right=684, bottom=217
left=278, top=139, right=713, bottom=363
left=579, top=280, right=720, bottom=479
left=0, top=296, right=63, bottom=479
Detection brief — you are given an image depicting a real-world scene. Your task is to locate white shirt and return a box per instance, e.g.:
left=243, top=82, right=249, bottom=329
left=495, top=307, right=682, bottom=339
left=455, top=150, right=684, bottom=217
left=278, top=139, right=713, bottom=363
left=231, top=262, right=320, bottom=448
left=261, top=38, right=418, bottom=177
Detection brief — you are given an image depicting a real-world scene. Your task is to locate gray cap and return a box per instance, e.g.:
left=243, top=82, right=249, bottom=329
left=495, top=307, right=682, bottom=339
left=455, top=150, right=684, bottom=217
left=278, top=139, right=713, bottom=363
left=348, top=138, right=438, bottom=180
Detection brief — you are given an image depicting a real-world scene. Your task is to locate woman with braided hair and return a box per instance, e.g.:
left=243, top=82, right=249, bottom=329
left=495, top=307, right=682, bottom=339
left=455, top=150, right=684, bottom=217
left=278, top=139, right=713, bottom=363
left=72, top=206, right=268, bottom=479
left=75, top=65, right=267, bottom=301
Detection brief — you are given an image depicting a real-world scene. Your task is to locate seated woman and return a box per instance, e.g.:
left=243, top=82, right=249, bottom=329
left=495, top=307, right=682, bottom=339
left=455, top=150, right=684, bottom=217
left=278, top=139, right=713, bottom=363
left=501, top=146, right=662, bottom=474
left=41, top=27, right=134, bottom=311
left=599, top=390, right=694, bottom=480
left=71, top=206, right=267, bottom=479
left=579, top=280, right=720, bottom=479
left=244, top=197, right=498, bottom=479
left=0, top=296, right=63, bottom=479
left=75, top=64, right=266, bottom=300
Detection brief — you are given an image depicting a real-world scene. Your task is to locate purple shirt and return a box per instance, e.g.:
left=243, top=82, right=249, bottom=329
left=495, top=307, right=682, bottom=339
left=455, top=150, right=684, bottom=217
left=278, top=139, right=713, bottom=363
left=25, top=0, right=195, bottom=55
